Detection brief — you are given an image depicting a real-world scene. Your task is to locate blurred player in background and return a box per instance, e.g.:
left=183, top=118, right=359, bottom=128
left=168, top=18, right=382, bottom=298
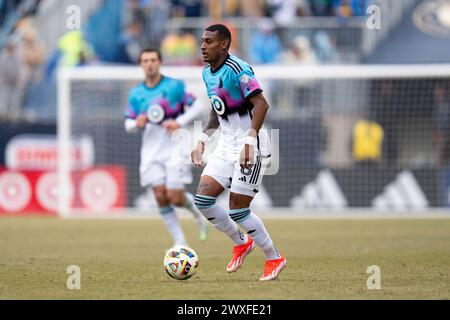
left=192, top=24, right=286, bottom=281
left=124, top=48, right=208, bottom=247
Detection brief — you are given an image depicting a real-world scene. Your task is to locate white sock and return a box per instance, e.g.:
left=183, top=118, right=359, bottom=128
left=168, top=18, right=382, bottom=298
left=159, top=206, right=187, bottom=246
left=195, top=195, right=247, bottom=245
left=229, top=208, right=281, bottom=260
left=184, top=192, right=207, bottom=228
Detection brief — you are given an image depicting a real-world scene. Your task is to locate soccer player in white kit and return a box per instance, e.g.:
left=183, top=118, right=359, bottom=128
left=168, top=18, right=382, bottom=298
left=124, top=48, right=208, bottom=247
left=192, top=25, right=286, bottom=281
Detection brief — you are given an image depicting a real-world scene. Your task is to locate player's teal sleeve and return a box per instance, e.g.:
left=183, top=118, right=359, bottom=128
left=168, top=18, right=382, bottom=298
left=237, top=68, right=263, bottom=100
left=124, top=92, right=139, bottom=119
left=184, top=92, right=196, bottom=107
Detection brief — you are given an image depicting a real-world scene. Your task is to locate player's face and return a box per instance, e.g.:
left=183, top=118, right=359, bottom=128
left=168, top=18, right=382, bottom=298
left=201, top=31, right=228, bottom=64
left=140, top=52, right=161, bottom=78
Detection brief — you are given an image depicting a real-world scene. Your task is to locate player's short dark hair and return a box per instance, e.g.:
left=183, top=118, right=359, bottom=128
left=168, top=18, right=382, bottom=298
left=139, top=48, right=162, bottom=63
left=205, top=24, right=231, bottom=49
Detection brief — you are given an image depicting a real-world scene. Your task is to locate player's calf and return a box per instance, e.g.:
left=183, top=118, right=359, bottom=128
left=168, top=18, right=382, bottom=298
left=183, top=192, right=209, bottom=240
left=194, top=194, right=247, bottom=246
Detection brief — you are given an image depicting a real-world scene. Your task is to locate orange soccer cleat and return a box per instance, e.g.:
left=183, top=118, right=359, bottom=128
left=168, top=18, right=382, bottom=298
left=258, top=256, right=287, bottom=281
left=226, top=236, right=256, bottom=273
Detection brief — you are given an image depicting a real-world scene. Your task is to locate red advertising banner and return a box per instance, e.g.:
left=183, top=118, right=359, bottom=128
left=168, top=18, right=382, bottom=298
left=5, top=134, right=94, bottom=171
left=0, top=166, right=127, bottom=215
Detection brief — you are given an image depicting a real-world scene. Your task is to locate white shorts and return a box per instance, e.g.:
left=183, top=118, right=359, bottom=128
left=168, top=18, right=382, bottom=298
left=141, top=161, right=192, bottom=190
left=201, top=153, right=269, bottom=197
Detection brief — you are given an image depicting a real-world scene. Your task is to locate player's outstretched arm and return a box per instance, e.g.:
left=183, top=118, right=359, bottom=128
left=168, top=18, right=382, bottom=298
left=191, top=109, right=220, bottom=167
left=240, top=93, right=270, bottom=169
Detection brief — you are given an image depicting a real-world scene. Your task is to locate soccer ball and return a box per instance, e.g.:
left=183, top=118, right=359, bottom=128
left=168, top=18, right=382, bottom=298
left=163, top=246, right=199, bottom=280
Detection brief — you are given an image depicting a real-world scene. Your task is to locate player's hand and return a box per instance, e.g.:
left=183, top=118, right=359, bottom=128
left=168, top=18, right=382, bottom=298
left=136, top=115, right=148, bottom=129
left=240, top=144, right=255, bottom=170
left=162, top=120, right=181, bottom=134
left=191, top=142, right=205, bottom=167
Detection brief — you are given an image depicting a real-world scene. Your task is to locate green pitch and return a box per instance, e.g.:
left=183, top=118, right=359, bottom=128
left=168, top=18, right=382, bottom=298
left=1, top=217, right=449, bottom=299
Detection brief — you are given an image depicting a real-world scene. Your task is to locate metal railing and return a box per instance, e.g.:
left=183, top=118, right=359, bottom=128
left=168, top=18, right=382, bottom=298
left=163, top=0, right=417, bottom=63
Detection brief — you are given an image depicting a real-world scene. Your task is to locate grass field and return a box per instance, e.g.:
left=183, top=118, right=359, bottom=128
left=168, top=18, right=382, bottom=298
left=0, top=216, right=449, bottom=299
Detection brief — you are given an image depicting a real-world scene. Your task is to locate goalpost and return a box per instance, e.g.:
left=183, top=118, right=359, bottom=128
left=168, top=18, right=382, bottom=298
left=58, top=64, right=450, bottom=217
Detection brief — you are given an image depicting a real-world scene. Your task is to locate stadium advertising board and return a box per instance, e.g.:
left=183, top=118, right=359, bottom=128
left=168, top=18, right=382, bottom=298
left=0, top=134, right=126, bottom=215
left=0, top=166, right=127, bottom=215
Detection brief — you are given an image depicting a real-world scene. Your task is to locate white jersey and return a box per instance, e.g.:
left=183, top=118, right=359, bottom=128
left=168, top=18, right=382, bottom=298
left=124, top=76, right=203, bottom=188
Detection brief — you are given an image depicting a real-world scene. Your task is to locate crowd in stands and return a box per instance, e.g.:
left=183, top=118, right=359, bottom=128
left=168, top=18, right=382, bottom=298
left=0, top=16, right=44, bottom=119
left=0, top=0, right=41, bottom=28
left=0, top=0, right=372, bottom=121
left=117, top=0, right=370, bottom=65
left=165, top=0, right=371, bottom=19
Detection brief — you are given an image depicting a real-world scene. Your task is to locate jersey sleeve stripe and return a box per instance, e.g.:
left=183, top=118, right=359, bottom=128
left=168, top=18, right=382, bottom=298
left=225, top=62, right=240, bottom=75
left=227, top=58, right=243, bottom=72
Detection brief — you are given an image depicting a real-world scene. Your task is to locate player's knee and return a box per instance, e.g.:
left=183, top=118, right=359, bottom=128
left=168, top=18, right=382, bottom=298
left=154, top=190, right=169, bottom=207
left=194, top=194, right=216, bottom=211
left=167, top=191, right=184, bottom=207
left=229, top=192, right=252, bottom=210
left=197, top=176, right=224, bottom=196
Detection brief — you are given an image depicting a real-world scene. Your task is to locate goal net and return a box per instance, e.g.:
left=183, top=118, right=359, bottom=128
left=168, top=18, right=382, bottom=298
left=58, top=64, right=450, bottom=216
